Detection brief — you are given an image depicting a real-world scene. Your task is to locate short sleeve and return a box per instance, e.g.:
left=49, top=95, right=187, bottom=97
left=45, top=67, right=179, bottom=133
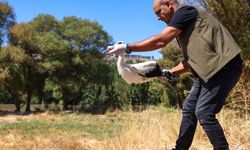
left=168, top=6, right=198, bottom=31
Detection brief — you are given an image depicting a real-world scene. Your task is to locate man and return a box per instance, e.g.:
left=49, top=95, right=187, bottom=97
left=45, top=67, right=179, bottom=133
left=105, top=0, right=243, bottom=149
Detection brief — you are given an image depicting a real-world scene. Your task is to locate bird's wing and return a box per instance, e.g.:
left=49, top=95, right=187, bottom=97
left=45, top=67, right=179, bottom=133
left=128, top=61, right=155, bottom=72
left=128, top=61, right=162, bottom=77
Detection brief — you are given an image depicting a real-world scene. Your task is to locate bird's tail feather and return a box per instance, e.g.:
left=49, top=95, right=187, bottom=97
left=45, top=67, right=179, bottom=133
left=137, top=63, right=163, bottom=77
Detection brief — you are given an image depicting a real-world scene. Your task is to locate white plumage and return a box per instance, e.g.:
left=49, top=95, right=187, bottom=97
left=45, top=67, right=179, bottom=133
left=117, top=51, right=163, bottom=84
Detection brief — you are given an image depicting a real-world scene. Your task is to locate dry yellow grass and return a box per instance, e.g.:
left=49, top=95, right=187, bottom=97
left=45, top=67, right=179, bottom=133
left=98, top=108, right=250, bottom=150
left=0, top=108, right=249, bottom=150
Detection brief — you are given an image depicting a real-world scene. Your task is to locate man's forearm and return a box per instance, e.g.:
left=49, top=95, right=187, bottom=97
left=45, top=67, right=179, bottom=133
left=128, top=27, right=181, bottom=52
left=128, top=35, right=168, bottom=52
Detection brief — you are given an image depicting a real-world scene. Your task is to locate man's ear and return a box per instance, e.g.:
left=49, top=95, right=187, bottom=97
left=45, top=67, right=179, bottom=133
left=166, top=3, right=172, bottom=9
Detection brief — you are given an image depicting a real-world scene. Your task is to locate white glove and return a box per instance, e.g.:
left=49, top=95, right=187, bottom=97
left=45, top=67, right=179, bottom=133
left=104, top=41, right=129, bottom=55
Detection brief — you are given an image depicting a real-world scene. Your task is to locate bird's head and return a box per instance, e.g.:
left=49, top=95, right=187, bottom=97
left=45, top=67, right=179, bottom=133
left=104, top=41, right=126, bottom=56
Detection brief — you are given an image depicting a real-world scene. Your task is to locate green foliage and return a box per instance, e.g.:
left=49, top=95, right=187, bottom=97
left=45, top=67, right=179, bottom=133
left=158, top=41, right=193, bottom=107
left=34, top=15, right=112, bottom=110
left=0, top=10, right=115, bottom=112
left=127, top=83, right=150, bottom=110
left=31, top=14, right=59, bottom=33
left=3, top=1, right=248, bottom=113
left=108, top=63, right=130, bottom=109
left=0, top=86, right=11, bottom=103
left=0, top=46, right=28, bottom=109
left=148, top=81, right=166, bottom=104
left=0, top=1, right=15, bottom=47
left=2, top=3, right=193, bottom=112
left=158, top=41, right=183, bottom=68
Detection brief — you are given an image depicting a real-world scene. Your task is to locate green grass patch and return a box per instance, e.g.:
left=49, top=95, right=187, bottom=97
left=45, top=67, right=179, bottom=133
left=0, top=113, right=125, bottom=140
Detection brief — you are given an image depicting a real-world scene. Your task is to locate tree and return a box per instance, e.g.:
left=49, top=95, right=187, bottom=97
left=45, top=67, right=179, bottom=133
left=1, top=14, right=113, bottom=112
left=0, top=2, right=16, bottom=109
left=0, top=46, right=28, bottom=112
left=8, top=23, right=47, bottom=112
left=31, top=15, right=113, bottom=110
left=0, top=1, right=15, bottom=47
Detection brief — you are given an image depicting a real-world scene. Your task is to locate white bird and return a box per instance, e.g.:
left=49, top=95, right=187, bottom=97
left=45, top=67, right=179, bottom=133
left=105, top=41, right=178, bottom=84
left=116, top=51, right=164, bottom=84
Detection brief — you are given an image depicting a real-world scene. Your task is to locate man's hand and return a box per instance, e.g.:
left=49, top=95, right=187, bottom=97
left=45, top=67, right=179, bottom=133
left=104, top=41, right=128, bottom=55
left=162, top=69, right=179, bottom=82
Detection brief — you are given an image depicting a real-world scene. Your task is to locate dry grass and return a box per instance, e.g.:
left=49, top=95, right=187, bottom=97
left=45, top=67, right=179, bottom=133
left=99, top=108, right=250, bottom=150
left=0, top=108, right=249, bottom=150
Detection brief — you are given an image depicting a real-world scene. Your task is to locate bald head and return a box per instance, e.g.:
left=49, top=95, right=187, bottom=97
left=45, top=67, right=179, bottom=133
left=154, top=0, right=178, bottom=7
left=153, top=0, right=179, bottom=24
left=154, top=0, right=161, bottom=5
left=153, top=0, right=179, bottom=13
left=153, top=0, right=164, bottom=13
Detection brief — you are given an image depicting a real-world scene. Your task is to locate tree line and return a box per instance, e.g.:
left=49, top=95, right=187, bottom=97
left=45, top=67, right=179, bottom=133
left=0, top=0, right=249, bottom=114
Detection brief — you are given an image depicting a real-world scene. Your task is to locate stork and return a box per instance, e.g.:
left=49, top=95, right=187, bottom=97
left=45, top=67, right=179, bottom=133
left=105, top=42, right=178, bottom=84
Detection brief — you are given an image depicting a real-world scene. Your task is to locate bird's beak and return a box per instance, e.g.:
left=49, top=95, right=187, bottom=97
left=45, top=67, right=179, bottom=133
left=103, top=46, right=113, bottom=55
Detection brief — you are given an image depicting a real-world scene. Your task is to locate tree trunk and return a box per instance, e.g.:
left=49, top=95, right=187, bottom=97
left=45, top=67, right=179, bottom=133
left=5, top=86, right=22, bottom=113
left=14, top=98, right=21, bottom=112
left=25, top=88, right=33, bottom=113
left=63, top=101, right=68, bottom=110
left=62, top=87, right=69, bottom=110
left=95, top=86, right=102, bottom=100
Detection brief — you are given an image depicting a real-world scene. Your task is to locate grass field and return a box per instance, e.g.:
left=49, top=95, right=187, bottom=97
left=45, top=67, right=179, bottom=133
left=0, top=107, right=249, bottom=150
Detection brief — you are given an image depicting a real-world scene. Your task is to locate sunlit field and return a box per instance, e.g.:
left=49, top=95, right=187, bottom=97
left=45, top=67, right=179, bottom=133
left=0, top=107, right=249, bottom=150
